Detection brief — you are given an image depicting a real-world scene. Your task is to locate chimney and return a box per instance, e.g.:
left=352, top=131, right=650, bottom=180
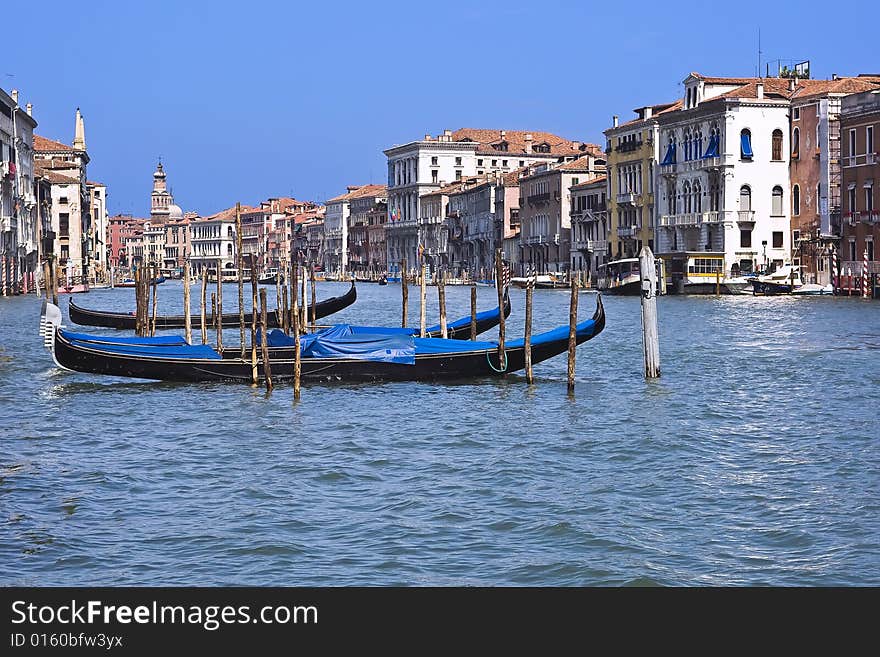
left=26, top=103, right=32, bottom=116
left=73, top=107, right=86, bottom=151
left=643, top=106, right=653, bottom=119
left=788, top=77, right=796, bottom=92
left=756, top=83, right=764, bottom=100
left=524, top=133, right=533, bottom=154
left=572, top=141, right=581, bottom=150
left=443, top=129, right=452, bottom=142
left=424, top=134, right=431, bottom=141
left=612, top=115, right=619, bottom=128
left=500, top=130, right=506, bottom=140
left=831, top=73, right=838, bottom=80
left=10, top=89, right=18, bottom=104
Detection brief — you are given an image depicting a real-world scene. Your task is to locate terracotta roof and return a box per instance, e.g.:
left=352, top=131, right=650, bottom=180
left=34, top=157, right=79, bottom=170
left=450, top=128, right=599, bottom=157
left=792, top=77, right=880, bottom=101
left=327, top=183, right=387, bottom=202
left=200, top=205, right=258, bottom=221
left=558, top=156, right=602, bottom=172
left=614, top=99, right=684, bottom=129
left=502, top=166, right=528, bottom=186
left=34, top=165, right=79, bottom=184
left=570, top=175, right=607, bottom=190
left=423, top=176, right=483, bottom=198
left=87, top=180, right=104, bottom=186
left=34, top=135, right=75, bottom=153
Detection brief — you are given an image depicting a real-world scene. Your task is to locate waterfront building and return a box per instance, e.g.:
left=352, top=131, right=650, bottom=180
left=604, top=102, right=680, bottom=262
left=365, top=198, right=387, bottom=274
left=323, top=186, right=361, bottom=276
left=88, top=181, right=108, bottom=276
left=789, top=76, right=880, bottom=285
left=1, top=88, right=38, bottom=295
left=839, top=89, right=880, bottom=292
left=655, top=74, right=802, bottom=289
left=347, top=185, right=386, bottom=275
left=569, top=175, right=608, bottom=276
left=163, top=216, right=190, bottom=274
left=304, top=215, right=325, bottom=267
left=33, top=109, right=92, bottom=281
left=189, top=208, right=237, bottom=275
left=421, top=178, right=469, bottom=276
left=518, top=155, right=606, bottom=274
left=383, top=128, right=597, bottom=273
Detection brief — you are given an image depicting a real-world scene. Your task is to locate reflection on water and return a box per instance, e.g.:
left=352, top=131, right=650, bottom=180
left=1, top=284, right=879, bottom=585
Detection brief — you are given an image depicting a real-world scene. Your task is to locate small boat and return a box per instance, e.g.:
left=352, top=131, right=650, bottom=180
left=378, top=275, right=388, bottom=286
left=41, top=296, right=605, bottom=383
left=57, top=283, right=90, bottom=295
left=750, top=265, right=804, bottom=295
left=596, top=259, right=642, bottom=296
left=791, top=283, right=834, bottom=296
left=257, top=268, right=284, bottom=285
left=510, top=273, right=568, bottom=290
left=68, top=281, right=357, bottom=330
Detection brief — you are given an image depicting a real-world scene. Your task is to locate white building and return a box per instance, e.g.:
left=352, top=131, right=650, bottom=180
left=384, top=128, right=598, bottom=274
left=655, top=74, right=795, bottom=289
left=1, top=87, right=38, bottom=295
left=189, top=209, right=237, bottom=275
left=569, top=175, right=608, bottom=275
left=324, top=186, right=360, bottom=275
left=88, top=182, right=108, bottom=274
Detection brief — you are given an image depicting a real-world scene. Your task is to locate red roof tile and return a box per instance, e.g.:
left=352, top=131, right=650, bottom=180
left=34, top=135, right=75, bottom=153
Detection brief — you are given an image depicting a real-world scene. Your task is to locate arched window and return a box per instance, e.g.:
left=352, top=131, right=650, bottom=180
left=684, top=129, right=692, bottom=161
left=695, top=130, right=703, bottom=159
left=227, top=244, right=233, bottom=256
left=740, top=185, right=752, bottom=211
left=772, top=129, right=783, bottom=161
left=772, top=185, right=784, bottom=216
left=792, top=127, right=800, bottom=158
left=683, top=181, right=692, bottom=213
left=694, top=181, right=702, bottom=213
left=740, top=129, right=753, bottom=159
left=668, top=181, right=677, bottom=214
left=793, top=185, right=801, bottom=215
left=227, top=226, right=234, bottom=238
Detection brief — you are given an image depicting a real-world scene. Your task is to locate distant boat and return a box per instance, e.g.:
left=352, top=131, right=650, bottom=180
left=791, top=282, right=833, bottom=296
left=750, top=265, right=805, bottom=295
left=511, top=272, right=568, bottom=290
left=57, top=283, right=89, bottom=294
left=257, top=268, right=283, bottom=285
left=596, top=259, right=642, bottom=296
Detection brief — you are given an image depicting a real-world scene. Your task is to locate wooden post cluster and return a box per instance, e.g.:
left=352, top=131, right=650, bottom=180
left=310, top=264, right=317, bottom=330
left=437, top=269, right=448, bottom=339
left=249, top=254, right=258, bottom=386
left=419, top=262, right=427, bottom=338
left=150, top=266, right=158, bottom=337
left=639, top=246, right=661, bottom=379
left=215, top=258, right=223, bottom=351
left=200, top=267, right=208, bottom=345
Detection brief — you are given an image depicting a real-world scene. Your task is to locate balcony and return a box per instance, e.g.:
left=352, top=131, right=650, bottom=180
left=737, top=210, right=756, bottom=223
left=659, top=156, right=729, bottom=175
left=659, top=211, right=731, bottom=228
left=616, top=191, right=637, bottom=205
left=615, top=140, right=643, bottom=153
left=617, top=225, right=639, bottom=238
left=844, top=152, right=877, bottom=167
left=574, top=238, right=607, bottom=252
left=526, top=192, right=551, bottom=204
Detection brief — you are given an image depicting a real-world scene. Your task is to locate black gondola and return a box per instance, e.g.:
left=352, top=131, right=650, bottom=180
left=68, top=281, right=357, bottom=330
left=45, top=296, right=605, bottom=383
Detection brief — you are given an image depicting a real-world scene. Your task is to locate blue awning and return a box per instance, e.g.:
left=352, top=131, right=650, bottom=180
left=740, top=132, right=753, bottom=159
left=702, top=134, right=719, bottom=158
left=661, top=143, right=676, bottom=165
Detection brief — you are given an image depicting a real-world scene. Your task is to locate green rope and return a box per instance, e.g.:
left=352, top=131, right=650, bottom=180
left=486, top=348, right=508, bottom=373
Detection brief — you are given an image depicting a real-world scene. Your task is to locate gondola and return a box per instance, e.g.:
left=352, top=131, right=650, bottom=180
left=68, top=281, right=357, bottom=330
left=43, top=296, right=605, bottom=383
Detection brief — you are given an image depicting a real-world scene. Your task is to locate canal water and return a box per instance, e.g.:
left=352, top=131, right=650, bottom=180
left=1, top=282, right=878, bottom=585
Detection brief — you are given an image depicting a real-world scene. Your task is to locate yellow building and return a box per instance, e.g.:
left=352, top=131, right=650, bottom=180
left=603, top=101, right=681, bottom=260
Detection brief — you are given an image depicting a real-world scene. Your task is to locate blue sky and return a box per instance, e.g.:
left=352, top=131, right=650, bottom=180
left=6, top=0, right=878, bottom=216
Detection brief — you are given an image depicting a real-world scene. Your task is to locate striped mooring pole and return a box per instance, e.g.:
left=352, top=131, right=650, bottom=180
left=863, top=247, right=870, bottom=299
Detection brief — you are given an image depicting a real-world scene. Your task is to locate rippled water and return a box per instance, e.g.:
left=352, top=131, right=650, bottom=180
left=1, top=282, right=878, bottom=585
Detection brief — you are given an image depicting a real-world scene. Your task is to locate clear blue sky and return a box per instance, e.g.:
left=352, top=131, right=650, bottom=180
left=6, top=0, right=878, bottom=217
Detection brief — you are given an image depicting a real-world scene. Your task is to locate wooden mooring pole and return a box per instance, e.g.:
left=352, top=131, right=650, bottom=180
left=525, top=279, right=534, bottom=385
left=259, top=287, right=273, bottom=392
left=309, top=263, right=316, bottom=331
left=470, top=284, right=477, bottom=340
left=401, top=258, right=408, bottom=328
left=494, top=248, right=505, bottom=372
left=183, top=261, right=192, bottom=344
left=438, top=268, right=448, bottom=339
left=640, top=246, right=661, bottom=379
left=200, top=267, right=208, bottom=344
left=419, top=261, right=427, bottom=338
left=150, top=266, right=158, bottom=337
left=249, top=254, right=258, bottom=386
left=567, top=274, right=578, bottom=393
left=292, top=265, right=302, bottom=401
left=235, top=202, right=246, bottom=358
left=215, top=258, right=223, bottom=351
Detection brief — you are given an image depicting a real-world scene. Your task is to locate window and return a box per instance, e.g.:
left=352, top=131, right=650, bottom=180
left=572, top=178, right=579, bottom=186
left=432, top=156, right=438, bottom=165
left=740, top=129, right=753, bottom=159
left=59, top=213, right=70, bottom=237
left=849, top=129, right=856, bottom=157
left=455, top=170, right=461, bottom=180
left=793, top=185, right=800, bottom=215
left=793, top=107, right=800, bottom=120
left=867, top=186, right=874, bottom=213
left=740, top=229, right=752, bottom=248
left=491, top=160, right=497, bottom=166
left=772, top=129, right=783, bottom=161
left=59, top=196, right=69, bottom=205
left=455, top=157, right=462, bottom=166
left=502, top=160, right=508, bottom=167
left=772, top=231, right=783, bottom=248
left=792, top=127, right=799, bottom=159
left=740, top=185, right=752, bottom=211
left=772, top=186, right=784, bottom=215
left=793, top=229, right=800, bottom=243
left=868, top=126, right=875, bottom=154
left=519, top=161, right=525, bottom=167
left=431, top=170, right=438, bottom=183
left=849, top=240, right=857, bottom=261
left=849, top=187, right=857, bottom=213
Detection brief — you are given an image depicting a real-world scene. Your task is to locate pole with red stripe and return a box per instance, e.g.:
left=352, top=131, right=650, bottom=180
left=863, top=247, right=870, bottom=299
